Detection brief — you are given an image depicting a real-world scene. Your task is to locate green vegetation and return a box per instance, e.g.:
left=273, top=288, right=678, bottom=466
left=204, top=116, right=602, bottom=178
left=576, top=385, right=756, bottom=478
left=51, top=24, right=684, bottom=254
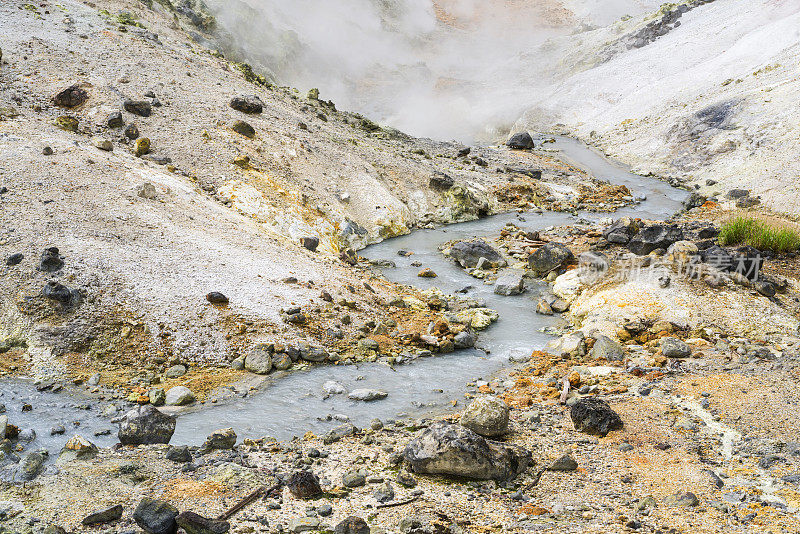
left=719, top=216, right=800, bottom=253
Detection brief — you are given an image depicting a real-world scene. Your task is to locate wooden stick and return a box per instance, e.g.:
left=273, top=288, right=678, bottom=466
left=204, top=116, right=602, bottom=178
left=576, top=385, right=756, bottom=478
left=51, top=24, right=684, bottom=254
left=217, top=482, right=282, bottom=521
left=376, top=495, right=418, bottom=509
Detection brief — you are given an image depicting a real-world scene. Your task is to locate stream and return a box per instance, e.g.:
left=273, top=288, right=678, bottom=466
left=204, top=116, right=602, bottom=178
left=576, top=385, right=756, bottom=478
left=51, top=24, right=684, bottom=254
left=2, top=137, right=688, bottom=453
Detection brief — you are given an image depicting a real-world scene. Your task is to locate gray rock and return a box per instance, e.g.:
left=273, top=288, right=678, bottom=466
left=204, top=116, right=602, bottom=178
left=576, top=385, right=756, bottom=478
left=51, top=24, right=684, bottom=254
left=578, top=251, right=610, bottom=272
left=324, top=423, right=357, bottom=444
left=164, top=365, right=186, bottom=379
left=124, top=99, right=152, bottom=117
left=570, top=398, right=623, bottom=437
left=528, top=242, right=574, bottom=276
left=165, top=386, right=195, bottom=406
left=664, top=492, right=699, bottom=507
left=300, top=345, right=328, bottom=362
left=323, top=380, right=346, bottom=395
left=166, top=445, right=192, bottom=463
left=82, top=505, right=123, bottom=526
left=403, top=421, right=532, bottom=480
left=603, top=217, right=639, bottom=244
left=19, top=451, right=46, bottom=481
left=493, top=270, right=525, bottom=296
left=148, top=388, right=166, bottom=406
left=288, top=517, right=320, bottom=533
left=230, top=120, right=255, bottom=138
left=590, top=335, right=625, bottom=361
left=453, top=330, right=476, bottom=349
left=342, top=469, right=366, bottom=487
left=334, top=516, right=370, bottom=534
left=373, top=481, right=395, bottom=502
left=175, top=511, right=230, bottom=534
left=448, top=239, right=506, bottom=269
left=201, top=428, right=236, bottom=451
left=133, top=497, right=179, bottom=534
left=348, top=389, right=388, bottom=401
left=58, top=435, right=98, bottom=462
left=118, top=405, right=176, bottom=445
left=628, top=224, right=683, bottom=255
left=661, top=337, right=691, bottom=358
left=286, top=470, right=322, bottom=499
left=245, top=346, right=273, bottom=374
left=548, top=453, right=578, bottom=471
left=460, top=396, right=509, bottom=437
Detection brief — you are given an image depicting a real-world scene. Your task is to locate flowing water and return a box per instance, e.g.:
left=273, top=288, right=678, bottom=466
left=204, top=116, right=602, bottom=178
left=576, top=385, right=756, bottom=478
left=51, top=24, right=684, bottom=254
left=1, top=137, right=688, bottom=451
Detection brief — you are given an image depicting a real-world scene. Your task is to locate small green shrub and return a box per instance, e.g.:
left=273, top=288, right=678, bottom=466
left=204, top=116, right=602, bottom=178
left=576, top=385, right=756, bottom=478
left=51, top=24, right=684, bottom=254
left=718, top=216, right=800, bottom=253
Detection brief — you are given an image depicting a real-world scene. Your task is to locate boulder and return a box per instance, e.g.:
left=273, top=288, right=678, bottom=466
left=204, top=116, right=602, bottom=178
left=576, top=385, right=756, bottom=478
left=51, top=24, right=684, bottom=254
left=18, top=451, right=45, bottom=481
left=229, top=95, right=263, bottom=114
left=493, top=270, right=525, bottom=296
left=165, top=386, right=195, bottom=406
left=453, top=330, right=476, bottom=349
left=118, top=405, right=176, bottom=445
left=460, top=396, right=509, bottom=437
left=448, top=239, right=506, bottom=269
left=175, top=511, right=230, bottom=534
left=506, top=132, right=534, bottom=150
left=570, top=398, right=623, bottom=437
left=660, top=337, right=691, bottom=358
left=403, top=421, right=532, bottom=480
left=548, top=332, right=586, bottom=358
left=166, top=445, right=192, bottom=463
left=244, top=346, right=272, bottom=374
left=133, top=498, right=179, bottom=534
left=627, top=224, right=683, bottom=255
left=53, top=85, right=88, bottom=108
left=590, top=335, right=624, bottom=361
left=528, top=243, right=574, bottom=276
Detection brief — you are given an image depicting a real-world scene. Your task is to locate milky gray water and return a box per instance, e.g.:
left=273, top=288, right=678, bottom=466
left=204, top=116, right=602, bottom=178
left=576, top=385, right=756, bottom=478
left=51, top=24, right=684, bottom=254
left=1, top=137, right=687, bottom=450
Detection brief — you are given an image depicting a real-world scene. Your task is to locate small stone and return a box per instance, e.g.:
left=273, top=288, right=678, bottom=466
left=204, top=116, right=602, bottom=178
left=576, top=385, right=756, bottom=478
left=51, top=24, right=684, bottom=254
left=175, top=511, right=230, bottom=534
left=288, top=517, right=319, bottom=533
left=164, top=364, right=186, bottom=378
left=55, top=115, right=79, bottom=132
left=206, top=292, right=229, bottom=304
left=373, top=481, right=394, bottom=503
left=165, top=386, right=195, bottom=406
left=664, top=491, right=699, bottom=507
left=124, top=123, right=140, bottom=139
left=461, top=396, right=509, bottom=437
left=148, top=388, right=166, bottom=406
left=134, top=137, right=151, bottom=156
left=6, top=253, right=23, bottom=266
left=418, top=268, right=437, bottom=278
left=506, top=132, right=534, bottom=150
left=660, top=337, right=691, bottom=358
left=133, top=497, right=179, bottom=534
left=334, top=516, right=369, bottom=534
left=286, top=470, right=323, bottom=499
left=93, top=137, right=113, bottom=151
left=231, top=120, right=255, bottom=138
left=202, top=428, right=237, bottom=450
left=59, top=435, right=98, bottom=462
left=38, top=247, right=63, bottom=272
left=82, top=505, right=123, bottom=526
left=300, top=237, right=319, bottom=252
left=348, top=389, right=388, bottom=401
left=570, top=398, right=623, bottom=437
left=342, top=469, right=366, bottom=488
left=43, top=146, right=54, bottom=155
left=54, top=84, right=88, bottom=108
left=124, top=99, right=152, bottom=117
left=229, top=95, right=264, bottom=114
left=548, top=453, right=578, bottom=471
left=119, top=405, right=176, bottom=445
left=107, top=111, right=124, bottom=128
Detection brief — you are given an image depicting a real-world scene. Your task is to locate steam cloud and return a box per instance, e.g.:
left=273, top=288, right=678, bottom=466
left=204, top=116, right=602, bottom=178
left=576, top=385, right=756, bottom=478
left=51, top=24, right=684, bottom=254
left=205, top=0, right=661, bottom=142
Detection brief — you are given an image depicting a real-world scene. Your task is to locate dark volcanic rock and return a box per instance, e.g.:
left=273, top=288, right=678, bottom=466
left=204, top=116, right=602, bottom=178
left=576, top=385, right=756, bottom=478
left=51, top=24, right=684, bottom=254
left=300, top=236, right=319, bottom=252
left=118, top=405, right=176, bottom=445
left=403, top=421, right=532, bottom=481
left=206, top=292, right=229, bottom=304
left=506, top=132, right=534, bottom=150
left=627, top=224, right=683, bottom=255
left=54, top=85, right=88, bottom=108
left=6, top=253, right=24, bottom=266
left=165, top=445, right=192, bottom=463
left=124, top=99, right=153, bottom=117
left=448, top=239, right=506, bottom=269
left=42, top=281, right=77, bottom=305
left=570, top=398, right=623, bottom=437
left=229, top=95, right=264, bottom=114
left=38, top=247, right=64, bottom=272
left=133, top=497, right=179, bottom=534
left=82, top=505, right=123, bottom=526
left=334, top=516, right=370, bottom=534
left=429, top=171, right=454, bottom=190
left=175, top=511, right=230, bottom=534
left=230, top=120, right=255, bottom=138
left=287, top=470, right=323, bottom=499
left=528, top=242, right=574, bottom=276
left=603, top=217, right=639, bottom=244
left=107, top=111, right=124, bottom=128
